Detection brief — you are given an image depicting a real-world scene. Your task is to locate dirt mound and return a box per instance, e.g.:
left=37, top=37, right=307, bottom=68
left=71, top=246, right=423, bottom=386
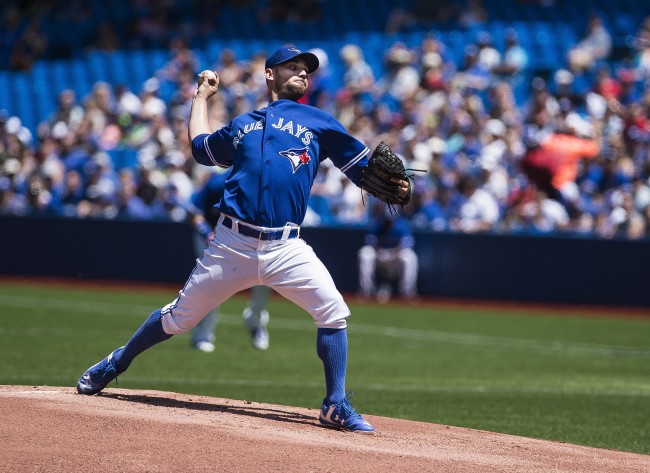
left=1, top=385, right=647, bottom=472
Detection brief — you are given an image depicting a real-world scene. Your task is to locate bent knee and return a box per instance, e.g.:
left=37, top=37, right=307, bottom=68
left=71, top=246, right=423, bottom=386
left=312, top=298, right=350, bottom=330
left=315, top=315, right=348, bottom=330
left=161, top=301, right=198, bottom=335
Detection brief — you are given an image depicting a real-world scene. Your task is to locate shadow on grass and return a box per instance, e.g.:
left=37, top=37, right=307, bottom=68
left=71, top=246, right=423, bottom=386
left=99, top=391, right=318, bottom=427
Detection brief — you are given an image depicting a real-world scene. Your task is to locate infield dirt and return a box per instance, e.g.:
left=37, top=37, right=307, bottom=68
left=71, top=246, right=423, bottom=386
left=1, top=385, right=647, bottom=472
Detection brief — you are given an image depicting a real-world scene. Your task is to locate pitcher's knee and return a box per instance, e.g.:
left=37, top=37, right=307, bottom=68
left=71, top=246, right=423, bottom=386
left=312, top=300, right=350, bottom=329
left=316, top=316, right=348, bottom=330
left=161, top=302, right=200, bottom=335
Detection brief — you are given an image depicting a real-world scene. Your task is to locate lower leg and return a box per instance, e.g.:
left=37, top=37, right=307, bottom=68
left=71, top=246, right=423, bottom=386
left=316, top=327, right=347, bottom=405
left=113, top=309, right=173, bottom=372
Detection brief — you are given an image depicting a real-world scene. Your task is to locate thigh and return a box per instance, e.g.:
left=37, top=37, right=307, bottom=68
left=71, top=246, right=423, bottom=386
left=161, top=225, right=260, bottom=334
left=262, top=239, right=350, bottom=329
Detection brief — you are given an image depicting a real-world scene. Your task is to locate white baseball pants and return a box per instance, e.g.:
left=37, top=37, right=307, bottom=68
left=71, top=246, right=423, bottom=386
left=161, top=216, right=350, bottom=334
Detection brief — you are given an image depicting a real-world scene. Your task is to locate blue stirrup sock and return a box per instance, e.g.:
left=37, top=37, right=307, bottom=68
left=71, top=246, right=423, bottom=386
left=316, top=327, right=348, bottom=405
left=113, top=309, right=172, bottom=373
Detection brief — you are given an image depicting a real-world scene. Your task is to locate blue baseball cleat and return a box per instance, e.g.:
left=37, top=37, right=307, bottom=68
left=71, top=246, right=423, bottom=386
left=76, top=347, right=124, bottom=395
left=319, top=392, right=375, bottom=433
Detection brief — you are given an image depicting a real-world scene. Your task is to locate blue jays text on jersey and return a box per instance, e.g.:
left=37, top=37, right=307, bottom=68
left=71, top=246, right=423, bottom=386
left=191, top=99, right=370, bottom=227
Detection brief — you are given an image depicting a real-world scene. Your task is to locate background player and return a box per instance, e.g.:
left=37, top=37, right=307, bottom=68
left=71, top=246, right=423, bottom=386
left=189, top=170, right=272, bottom=352
left=358, top=201, right=419, bottom=303
left=76, top=45, right=411, bottom=433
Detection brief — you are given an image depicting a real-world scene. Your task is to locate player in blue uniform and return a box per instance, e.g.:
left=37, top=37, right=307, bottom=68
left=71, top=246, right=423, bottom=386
left=358, top=203, right=419, bottom=303
left=76, top=46, right=411, bottom=433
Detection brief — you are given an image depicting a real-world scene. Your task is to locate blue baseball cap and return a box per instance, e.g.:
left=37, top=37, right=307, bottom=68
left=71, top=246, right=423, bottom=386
left=265, top=46, right=319, bottom=73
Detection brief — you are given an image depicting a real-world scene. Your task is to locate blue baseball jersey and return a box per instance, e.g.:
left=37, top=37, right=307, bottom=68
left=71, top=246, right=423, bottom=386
left=191, top=99, right=369, bottom=227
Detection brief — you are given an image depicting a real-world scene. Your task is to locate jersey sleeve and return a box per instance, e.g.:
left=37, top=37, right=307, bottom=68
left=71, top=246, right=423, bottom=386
left=321, top=116, right=369, bottom=186
left=191, top=125, right=234, bottom=168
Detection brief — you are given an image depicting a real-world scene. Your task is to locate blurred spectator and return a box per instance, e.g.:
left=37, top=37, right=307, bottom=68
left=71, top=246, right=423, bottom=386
left=552, top=69, right=584, bottom=110
left=84, top=82, right=116, bottom=136
left=163, top=149, right=193, bottom=204
left=592, top=66, right=622, bottom=103
left=115, top=84, right=143, bottom=117
left=140, top=78, right=167, bottom=120
left=568, top=12, right=612, bottom=74
left=631, top=16, right=650, bottom=81
left=478, top=118, right=511, bottom=202
left=475, top=31, right=501, bottom=73
left=338, top=44, right=376, bottom=110
left=375, top=43, right=420, bottom=112
left=24, top=173, right=60, bottom=216
left=615, top=69, right=641, bottom=106
left=418, top=34, right=449, bottom=93
left=458, top=0, right=489, bottom=29
left=59, top=169, right=85, bottom=216
left=385, top=0, right=460, bottom=34
left=521, top=124, right=601, bottom=204
left=2, top=2, right=650, bottom=242
left=509, top=187, right=570, bottom=234
left=329, top=175, right=367, bottom=226
left=115, top=168, right=153, bottom=220
left=50, top=89, right=85, bottom=133
left=156, top=36, right=200, bottom=87
left=409, top=178, right=451, bottom=231
left=487, top=81, right=521, bottom=127
left=602, top=189, right=647, bottom=239
left=309, top=159, right=342, bottom=224
left=458, top=44, right=490, bottom=92
left=240, top=55, right=269, bottom=112
left=211, top=48, right=245, bottom=97
left=451, top=174, right=500, bottom=233
left=80, top=151, right=118, bottom=218
left=492, top=28, right=529, bottom=78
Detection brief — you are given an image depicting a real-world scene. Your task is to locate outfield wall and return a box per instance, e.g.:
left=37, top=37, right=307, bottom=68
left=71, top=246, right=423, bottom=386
left=1, top=216, right=648, bottom=307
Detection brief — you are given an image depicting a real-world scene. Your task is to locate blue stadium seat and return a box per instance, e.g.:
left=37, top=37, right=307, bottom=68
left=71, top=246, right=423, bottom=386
left=0, top=0, right=644, bottom=141
left=0, top=71, right=12, bottom=113
left=11, top=72, right=37, bottom=131
left=126, top=50, right=150, bottom=89
left=87, top=51, right=109, bottom=84
left=105, top=51, right=130, bottom=86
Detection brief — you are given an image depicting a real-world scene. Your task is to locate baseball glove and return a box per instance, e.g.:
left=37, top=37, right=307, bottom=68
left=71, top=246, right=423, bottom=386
left=361, top=141, right=412, bottom=209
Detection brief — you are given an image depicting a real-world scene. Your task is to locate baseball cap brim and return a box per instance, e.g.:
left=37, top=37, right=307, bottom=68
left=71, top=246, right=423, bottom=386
left=265, top=47, right=319, bottom=73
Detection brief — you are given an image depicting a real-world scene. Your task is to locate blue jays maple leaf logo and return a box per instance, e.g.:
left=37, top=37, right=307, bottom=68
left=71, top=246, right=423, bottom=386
left=279, top=147, right=311, bottom=173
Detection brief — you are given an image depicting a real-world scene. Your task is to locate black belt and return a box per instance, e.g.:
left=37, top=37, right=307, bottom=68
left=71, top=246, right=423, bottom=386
left=221, top=215, right=300, bottom=240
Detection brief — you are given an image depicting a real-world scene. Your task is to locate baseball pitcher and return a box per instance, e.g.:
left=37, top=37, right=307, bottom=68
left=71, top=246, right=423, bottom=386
left=77, top=45, right=411, bottom=433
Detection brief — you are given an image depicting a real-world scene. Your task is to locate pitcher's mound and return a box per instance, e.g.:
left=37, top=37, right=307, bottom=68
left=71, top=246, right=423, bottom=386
left=1, top=385, right=647, bottom=472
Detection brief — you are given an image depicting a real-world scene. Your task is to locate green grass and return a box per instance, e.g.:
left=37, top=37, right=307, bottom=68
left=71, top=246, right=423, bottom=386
left=1, top=280, right=649, bottom=454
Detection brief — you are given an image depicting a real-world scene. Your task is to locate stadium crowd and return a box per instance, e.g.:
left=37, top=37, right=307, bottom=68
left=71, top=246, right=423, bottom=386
left=1, top=6, right=650, bottom=240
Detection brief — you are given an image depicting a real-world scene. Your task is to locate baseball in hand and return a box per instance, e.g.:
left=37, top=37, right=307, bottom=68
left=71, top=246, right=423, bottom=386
left=197, top=70, right=219, bottom=96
